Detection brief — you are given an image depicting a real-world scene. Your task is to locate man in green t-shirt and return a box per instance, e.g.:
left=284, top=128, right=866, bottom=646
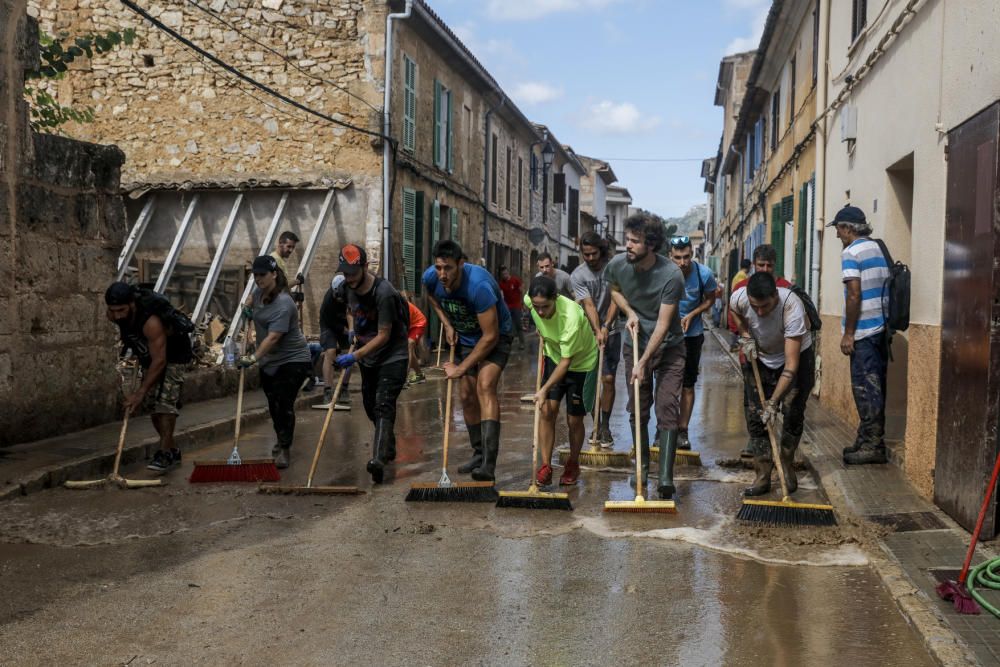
left=524, top=276, right=598, bottom=486
left=606, top=213, right=687, bottom=500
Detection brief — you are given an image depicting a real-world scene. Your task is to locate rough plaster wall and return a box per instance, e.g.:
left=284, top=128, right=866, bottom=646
left=1, top=3, right=128, bottom=446
left=26, top=0, right=386, bottom=187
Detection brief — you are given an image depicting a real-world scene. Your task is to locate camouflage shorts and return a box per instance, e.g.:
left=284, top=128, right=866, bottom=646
left=142, top=363, right=187, bottom=415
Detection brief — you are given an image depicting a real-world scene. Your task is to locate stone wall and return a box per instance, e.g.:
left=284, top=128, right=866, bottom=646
left=1, top=1, right=129, bottom=446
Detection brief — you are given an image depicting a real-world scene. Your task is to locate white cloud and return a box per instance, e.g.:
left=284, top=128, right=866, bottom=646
left=724, top=4, right=768, bottom=55
left=452, top=21, right=524, bottom=66
left=511, top=81, right=564, bottom=106
left=486, top=0, right=619, bottom=21
left=577, top=100, right=661, bottom=135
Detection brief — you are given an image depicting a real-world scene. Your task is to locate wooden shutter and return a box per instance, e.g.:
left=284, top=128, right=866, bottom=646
left=770, top=202, right=784, bottom=275
left=414, top=191, right=424, bottom=294
left=450, top=207, right=459, bottom=241
left=568, top=187, right=579, bottom=239
left=505, top=146, right=512, bottom=211
left=795, top=184, right=808, bottom=284
left=403, top=56, right=416, bottom=153
left=402, top=188, right=417, bottom=292
left=552, top=172, right=566, bottom=204
left=445, top=89, right=453, bottom=171
left=517, top=157, right=523, bottom=216
left=433, top=80, right=441, bottom=167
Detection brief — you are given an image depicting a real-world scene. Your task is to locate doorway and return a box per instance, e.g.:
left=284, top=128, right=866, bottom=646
left=883, top=154, right=913, bottom=456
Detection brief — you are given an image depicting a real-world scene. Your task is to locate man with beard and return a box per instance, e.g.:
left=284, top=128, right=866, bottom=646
left=536, top=252, right=574, bottom=298
left=605, top=214, right=686, bottom=500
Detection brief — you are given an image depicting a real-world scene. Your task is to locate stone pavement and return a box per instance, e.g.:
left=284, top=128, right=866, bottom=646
left=710, top=326, right=999, bottom=667
left=0, top=383, right=323, bottom=502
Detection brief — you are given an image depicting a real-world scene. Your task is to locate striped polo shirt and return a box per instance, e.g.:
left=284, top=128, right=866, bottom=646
left=841, top=237, right=890, bottom=340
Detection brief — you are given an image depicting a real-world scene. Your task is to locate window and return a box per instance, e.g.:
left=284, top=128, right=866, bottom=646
left=505, top=146, right=512, bottom=211
left=568, top=187, right=579, bottom=239
left=517, top=157, right=524, bottom=216
left=491, top=134, right=498, bottom=204
left=433, top=80, right=452, bottom=170
left=450, top=208, right=459, bottom=241
left=851, top=0, right=867, bottom=41
left=770, top=89, right=780, bottom=151
left=789, top=57, right=796, bottom=128
left=402, top=188, right=417, bottom=292
left=402, top=55, right=416, bottom=153
left=530, top=152, right=538, bottom=191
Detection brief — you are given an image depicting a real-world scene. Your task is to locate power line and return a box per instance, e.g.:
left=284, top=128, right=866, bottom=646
left=183, top=0, right=380, bottom=114
left=602, top=157, right=706, bottom=162
left=119, top=0, right=390, bottom=143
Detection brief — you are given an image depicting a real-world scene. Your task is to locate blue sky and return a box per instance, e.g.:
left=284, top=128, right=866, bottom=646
left=429, top=0, right=769, bottom=218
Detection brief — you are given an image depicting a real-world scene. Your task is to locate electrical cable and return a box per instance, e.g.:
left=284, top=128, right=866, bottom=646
left=118, top=0, right=391, bottom=144
left=182, top=0, right=380, bottom=114
left=601, top=157, right=705, bottom=163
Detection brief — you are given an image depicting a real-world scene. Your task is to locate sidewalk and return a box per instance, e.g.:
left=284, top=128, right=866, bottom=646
left=0, top=385, right=323, bottom=502
left=710, top=326, right=998, bottom=667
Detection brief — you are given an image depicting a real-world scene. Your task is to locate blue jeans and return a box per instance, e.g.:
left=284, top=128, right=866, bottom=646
left=850, top=332, right=888, bottom=449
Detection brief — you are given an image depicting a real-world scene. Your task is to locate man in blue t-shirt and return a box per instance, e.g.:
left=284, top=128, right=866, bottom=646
left=669, top=236, right=717, bottom=451
left=423, top=240, right=513, bottom=482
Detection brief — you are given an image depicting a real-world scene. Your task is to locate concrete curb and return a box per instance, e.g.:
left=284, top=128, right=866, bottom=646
left=706, top=326, right=979, bottom=667
left=0, top=392, right=323, bottom=503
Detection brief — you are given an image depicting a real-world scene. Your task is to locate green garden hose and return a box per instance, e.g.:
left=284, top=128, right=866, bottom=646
left=968, top=556, right=1000, bottom=618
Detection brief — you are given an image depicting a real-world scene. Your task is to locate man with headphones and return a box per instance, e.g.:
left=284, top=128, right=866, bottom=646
left=606, top=213, right=687, bottom=501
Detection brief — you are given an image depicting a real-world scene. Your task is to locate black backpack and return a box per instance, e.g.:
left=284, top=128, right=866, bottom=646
left=788, top=283, right=822, bottom=332
left=873, top=239, right=910, bottom=333
left=135, top=288, right=195, bottom=335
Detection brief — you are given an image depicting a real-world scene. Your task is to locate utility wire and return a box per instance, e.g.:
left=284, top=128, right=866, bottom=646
left=119, top=0, right=391, bottom=143
left=602, top=157, right=706, bottom=162
left=183, top=0, right=380, bottom=114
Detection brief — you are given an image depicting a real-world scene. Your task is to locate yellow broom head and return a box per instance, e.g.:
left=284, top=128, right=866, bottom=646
left=604, top=497, right=677, bottom=513
left=557, top=447, right=631, bottom=468
left=649, top=446, right=702, bottom=466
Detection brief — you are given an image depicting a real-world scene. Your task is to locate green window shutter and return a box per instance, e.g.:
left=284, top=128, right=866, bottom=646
left=432, top=199, right=441, bottom=245
left=795, top=185, right=808, bottom=284
left=414, top=191, right=425, bottom=295
left=402, top=188, right=417, bottom=293
left=433, top=80, right=441, bottom=167
left=770, top=202, right=784, bottom=275
left=403, top=56, right=416, bottom=153
left=446, top=89, right=453, bottom=172
left=450, top=208, right=459, bottom=241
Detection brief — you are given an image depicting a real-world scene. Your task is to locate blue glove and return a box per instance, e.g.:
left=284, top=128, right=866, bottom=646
left=335, top=353, right=356, bottom=369
left=237, top=353, right=257, bottom=369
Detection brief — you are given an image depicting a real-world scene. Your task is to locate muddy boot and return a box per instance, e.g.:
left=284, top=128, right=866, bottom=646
left=472, top=420, right=500, bottom=482
left=657, top=429, right=678, bottom=500
left=740, top=440, right=754, bottom=459
left=275, top=447, right=290, bottom=469
left=843, top=444, right=887, bottom=465
left=744, top=456, right=773, bottom=497
left=457, top=423, right=484, bottom=474
left=779, top=441, right=798, bottom=494
left=367, top=419, right=390, bottom=484
left=842, top=437, right=862, bottom=458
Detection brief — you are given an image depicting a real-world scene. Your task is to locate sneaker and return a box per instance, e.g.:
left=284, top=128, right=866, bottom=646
left=599, top=427, right=615, bottom=449
left=536, top=463, right=553, bottom=486
left=677, top=430, right=692, bottom=450
left=559, top=460, right=580, bottom=486
left=147, top=448, right=181, bottom=473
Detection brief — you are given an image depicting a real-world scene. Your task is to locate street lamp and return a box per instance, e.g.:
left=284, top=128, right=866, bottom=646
left=541, top=138, right=555, bottom=228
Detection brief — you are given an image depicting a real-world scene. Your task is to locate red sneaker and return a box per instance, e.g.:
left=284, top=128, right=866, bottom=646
left=536, top=463, right=553, bottom=486
left=560, top=460, right=580, bottom=486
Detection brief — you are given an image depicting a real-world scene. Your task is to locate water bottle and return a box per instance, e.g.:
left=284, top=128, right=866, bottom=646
left=224, top=338, right=237, bottom=368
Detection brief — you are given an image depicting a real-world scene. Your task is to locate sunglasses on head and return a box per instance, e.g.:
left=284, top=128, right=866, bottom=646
left=670, top=236, right=691, bottom=248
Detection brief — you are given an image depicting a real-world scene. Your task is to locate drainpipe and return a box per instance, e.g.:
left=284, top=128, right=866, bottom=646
left=482, top=93, right=506, bottom=264
left=811, top=0, right=830, bottom=303
left=382, top=0, right=413, bottom=279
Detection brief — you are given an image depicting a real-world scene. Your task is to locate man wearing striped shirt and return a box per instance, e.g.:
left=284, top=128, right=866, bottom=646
left=833, top=205, right=891, bottom=465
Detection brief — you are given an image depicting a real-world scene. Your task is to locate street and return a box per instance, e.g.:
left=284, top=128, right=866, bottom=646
left=0, top=334, right=936, bottom=665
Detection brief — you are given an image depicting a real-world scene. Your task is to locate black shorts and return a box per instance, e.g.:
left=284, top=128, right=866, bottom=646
left=457, top=334, right=512, bottom=374
left=320, top=328, right=349, bottom=352
left=683, top=333, right=705, bottom=388
left=603, top=330, right=622, bottom=376
left=543, top=357, right=598, bottom=416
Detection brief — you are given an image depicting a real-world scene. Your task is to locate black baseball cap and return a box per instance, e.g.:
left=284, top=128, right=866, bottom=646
left=338, top=244, right=367, bottom=275
left=252, top=255, right=279, bottom=274
left=828, top=205, right=867, bottom=227
left=105, top=281, right=136, bottom=305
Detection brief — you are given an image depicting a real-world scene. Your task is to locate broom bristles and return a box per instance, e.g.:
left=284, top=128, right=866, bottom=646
left=189, top=461, right=280, bottom=483
left=736, top=500, right=837, bottom=526
left=936, top=580, right=982, bottom=615
left=604, top=498, right=677, bottom=514
left=496, top=493, right=572, bottom=510
left=557, top=448, right=631, bottom=468
left=405, top=484, right=498, bottom=503
left=258, top=484, right=362, bottom=495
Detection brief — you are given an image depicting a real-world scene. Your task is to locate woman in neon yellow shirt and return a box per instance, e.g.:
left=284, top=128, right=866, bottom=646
left=524, top=275, right=598, bottom=486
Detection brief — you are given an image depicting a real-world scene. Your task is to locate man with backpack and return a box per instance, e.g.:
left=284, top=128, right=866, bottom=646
left=669, top=235, right=717, bottom=451
left=832, top=205, right=893, bottom=465
left=104, top=281, right=193, bottom=473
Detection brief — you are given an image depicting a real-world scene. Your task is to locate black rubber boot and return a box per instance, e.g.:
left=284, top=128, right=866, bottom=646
left=842, top=438, right=863, bottom=458
left=657, top=429, right=678, bottom=500
left=275, top=447, right=290, bottom=469
left=779, top=438, right=798, bottom=494
left=366, top=419, right=390, bottom=484
left=386, top=428, right=397, bottom=462
left=458, top=423, right=484, bottom=474
left=744, top=456, right=773, bottom=497
left=843, top=445, right=887, bottom=465
left=472, top=420, right=500, bottom=482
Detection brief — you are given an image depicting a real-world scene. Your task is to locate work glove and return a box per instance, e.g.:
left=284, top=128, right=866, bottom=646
left=291, top=291, right=305, bottom=304
left=241, top=305, right=254, bottom=321
left=739, top=335, right=758, bottom=360
left=760, top=399, right=779, bottom=426
left=335, top=353, right=357, bottom=369
left=237, top=353, right=257, bottom=369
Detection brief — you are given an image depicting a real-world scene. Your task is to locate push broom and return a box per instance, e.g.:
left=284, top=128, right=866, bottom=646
left=66, top=363, right=163, bottom=490
left=406, top=346, right=498, bottom=502
left=190, top=321, right=280, bottom=483
left=558, top=344, right=630, bottom=468
left=736, top=355, right=835, bottom=526
left=259, top=348, right=362, bottom=496
left=497, top=342, right=572, bottom=510
left=605, top=328, right=677, bottom=514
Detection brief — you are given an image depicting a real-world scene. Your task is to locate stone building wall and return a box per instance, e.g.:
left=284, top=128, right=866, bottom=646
left=1, top=2, right=129, bottom=445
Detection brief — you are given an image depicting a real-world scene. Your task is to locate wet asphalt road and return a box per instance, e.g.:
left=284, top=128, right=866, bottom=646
left=0, top=332, right=936, bottom=665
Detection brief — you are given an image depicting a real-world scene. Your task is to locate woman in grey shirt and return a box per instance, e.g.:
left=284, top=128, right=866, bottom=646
left=238, top=255, right=313, bottom=469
